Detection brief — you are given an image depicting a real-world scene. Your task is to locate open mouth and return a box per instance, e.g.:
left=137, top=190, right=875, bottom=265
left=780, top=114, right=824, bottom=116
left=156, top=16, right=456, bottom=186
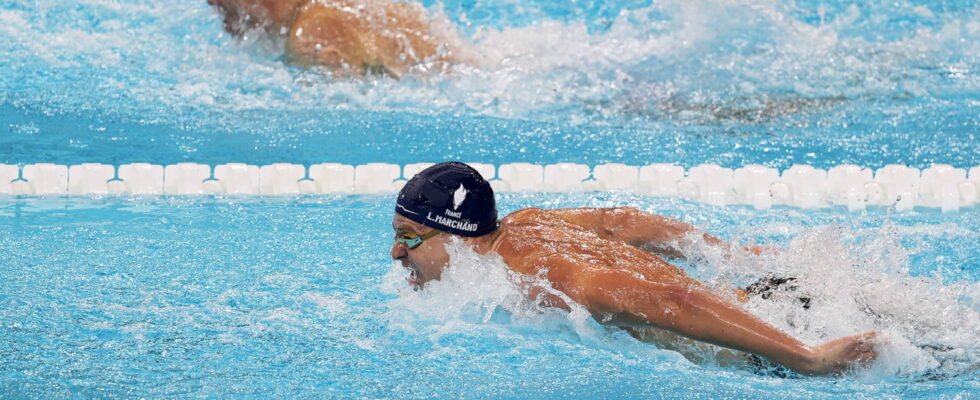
left=407, top=268, right=421, bottom=288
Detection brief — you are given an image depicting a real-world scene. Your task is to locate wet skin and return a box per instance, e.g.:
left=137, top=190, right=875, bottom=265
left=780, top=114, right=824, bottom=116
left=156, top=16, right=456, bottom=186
left=208, top=0, right=459, bottom=77
left=391, top=207, right=879, bottom=376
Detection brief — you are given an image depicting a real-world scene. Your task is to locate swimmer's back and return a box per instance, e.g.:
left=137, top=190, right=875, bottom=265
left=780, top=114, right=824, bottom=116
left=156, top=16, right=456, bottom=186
left=496, top=208, right=704, bottom=296
left=286, top=0, right=452, bottom=76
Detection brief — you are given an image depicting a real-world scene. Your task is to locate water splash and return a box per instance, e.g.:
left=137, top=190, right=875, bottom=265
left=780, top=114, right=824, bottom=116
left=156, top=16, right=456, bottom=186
left=382, top=221, right=979, bottom=379
left=1, top=0, right=976, bottom=125
left=679, top=222, right=980, bottom=379
left=381, top=238, right=601, bottom=343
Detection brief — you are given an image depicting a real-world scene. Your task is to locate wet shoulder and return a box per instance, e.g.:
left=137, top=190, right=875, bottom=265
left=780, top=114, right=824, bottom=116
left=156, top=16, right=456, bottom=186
left=501, top=208, right=569, bottom=225
left=501, top=207, right=543, bottom=224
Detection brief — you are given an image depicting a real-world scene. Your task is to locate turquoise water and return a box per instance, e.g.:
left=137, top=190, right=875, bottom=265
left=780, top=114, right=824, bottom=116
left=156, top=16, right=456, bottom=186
left=1, top=195, right=977, bottom=398
left=1, top=0, right=978, bottom=398
left=1, top=0, right=977, bottom=167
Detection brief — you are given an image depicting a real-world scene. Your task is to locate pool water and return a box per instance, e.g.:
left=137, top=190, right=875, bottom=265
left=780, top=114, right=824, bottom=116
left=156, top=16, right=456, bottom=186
left=1, top=0, right=977, bottom=167
left=1, top=0, right=978, bottom=398
left=1, top=195, right=977, bottom=398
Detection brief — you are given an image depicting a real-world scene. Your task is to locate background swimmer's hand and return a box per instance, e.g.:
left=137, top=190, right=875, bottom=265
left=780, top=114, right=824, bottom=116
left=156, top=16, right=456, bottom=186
left=799, top=331, right=878, bottom=376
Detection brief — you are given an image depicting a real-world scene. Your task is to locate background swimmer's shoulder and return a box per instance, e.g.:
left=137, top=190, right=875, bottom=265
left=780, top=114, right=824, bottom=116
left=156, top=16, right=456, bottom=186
left=284, top=0, right=457, bottom=76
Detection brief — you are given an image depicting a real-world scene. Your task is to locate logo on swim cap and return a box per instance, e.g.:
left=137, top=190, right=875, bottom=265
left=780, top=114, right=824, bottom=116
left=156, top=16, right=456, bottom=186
left=452, top=184, right=467, bottom=210
left=395, top=162, right=498, bottom=237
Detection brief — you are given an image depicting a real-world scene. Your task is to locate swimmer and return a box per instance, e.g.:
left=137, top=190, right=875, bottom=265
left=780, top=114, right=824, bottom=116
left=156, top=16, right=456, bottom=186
left=391, top=162, right=879, bottom=376
left=207, top=0, right=465, bottom=78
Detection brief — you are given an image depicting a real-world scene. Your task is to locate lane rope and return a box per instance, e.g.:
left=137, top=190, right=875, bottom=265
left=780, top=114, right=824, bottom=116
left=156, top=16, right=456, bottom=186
left=1, top=162, right=977, bottom=211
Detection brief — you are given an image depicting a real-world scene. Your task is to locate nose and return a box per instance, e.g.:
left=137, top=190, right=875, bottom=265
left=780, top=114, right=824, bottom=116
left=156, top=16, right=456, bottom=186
left=390, top=241, right=408, bottom=260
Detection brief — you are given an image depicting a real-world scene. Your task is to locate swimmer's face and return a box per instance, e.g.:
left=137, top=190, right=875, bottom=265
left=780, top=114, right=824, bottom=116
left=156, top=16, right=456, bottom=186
left=391, top=214, right=451, bottom=289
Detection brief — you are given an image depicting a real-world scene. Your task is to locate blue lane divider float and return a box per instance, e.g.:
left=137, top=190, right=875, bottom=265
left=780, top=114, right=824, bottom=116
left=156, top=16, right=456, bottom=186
left=1, top=162, right=978, bottom=212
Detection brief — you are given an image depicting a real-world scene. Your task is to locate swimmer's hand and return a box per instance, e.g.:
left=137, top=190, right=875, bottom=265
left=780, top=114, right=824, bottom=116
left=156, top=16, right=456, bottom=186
left=796, top=331, right=878, bottom=376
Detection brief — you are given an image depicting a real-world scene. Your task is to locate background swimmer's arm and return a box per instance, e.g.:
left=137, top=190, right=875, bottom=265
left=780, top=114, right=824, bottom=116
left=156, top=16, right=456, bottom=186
left=562, top=207, right=759, bottom=259
left=578, top=269, right=877, bottom=376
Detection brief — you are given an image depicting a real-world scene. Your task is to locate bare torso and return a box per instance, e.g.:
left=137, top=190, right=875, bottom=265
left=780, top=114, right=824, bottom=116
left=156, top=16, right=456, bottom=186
left=210, top=0, right=463, bottom=77
left=493, top=208, right=705, bottom=308
left=393, top=205, right=878, bottom=375
left=490, top=208, right=763, bottom=367
left=287, top=0, right=456, bottom=76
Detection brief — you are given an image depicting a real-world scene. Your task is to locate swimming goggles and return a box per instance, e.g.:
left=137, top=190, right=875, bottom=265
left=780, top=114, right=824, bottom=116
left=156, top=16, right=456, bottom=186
left=394, top=229, right=441, bottom=249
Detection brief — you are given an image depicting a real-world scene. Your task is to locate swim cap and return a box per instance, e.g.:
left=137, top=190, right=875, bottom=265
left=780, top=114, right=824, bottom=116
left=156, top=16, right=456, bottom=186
left=395, top=162, right=498, bottom=237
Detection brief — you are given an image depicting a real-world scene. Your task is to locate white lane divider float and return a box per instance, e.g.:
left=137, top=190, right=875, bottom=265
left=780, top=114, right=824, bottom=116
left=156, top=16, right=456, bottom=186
left=259, top=163, right=306, bottom=195
left=163, top=163, right=211, bottom=195
left=354, top=163, right=401, bottom=194
left=826, top=165, right=872, bottom=212
left=308, top=163, right=354, bottom=194
left=684, top=164, right=734, bottom=206
left=0, top=162, right=977, bottom=211
left=214, top=163, right=261, bottom=195
left=733, top=165, right=779, bottom=210
left=919, top=164, right=968, bottom=212
left=544, top=163, right=590, bottom=192
left=593, top=163, right=640, bottom=192
left=68, top=163, right=114, bottom=195
left=639, top=164, right=685, bottom=197
left=117, top=163, right=165, bottom=194
left=496, top=163, right=544, bottom=193
left=23, top=163, right=69, bottom=195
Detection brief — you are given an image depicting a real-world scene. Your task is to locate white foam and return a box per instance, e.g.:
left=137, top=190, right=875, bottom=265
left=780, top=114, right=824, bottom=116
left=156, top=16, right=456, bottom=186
left=4, top=1, right=976, bottom=124
left=381, top=239, right=600, bottom=343
left=678, top=223, right=980, bottom=378
left=377, top=223, right=980, bottom=378
left=300, top=292, right=350, bottom=315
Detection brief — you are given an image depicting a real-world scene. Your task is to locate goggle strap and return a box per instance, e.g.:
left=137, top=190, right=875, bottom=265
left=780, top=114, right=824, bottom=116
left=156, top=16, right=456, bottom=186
left=420, top=229, right=442, bottom=240
left=398, top=229, right=442, bottom=249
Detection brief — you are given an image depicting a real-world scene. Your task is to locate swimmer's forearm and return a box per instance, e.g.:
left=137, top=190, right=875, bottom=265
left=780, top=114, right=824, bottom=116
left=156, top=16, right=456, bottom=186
left=588, top=274, right=819, bottom=374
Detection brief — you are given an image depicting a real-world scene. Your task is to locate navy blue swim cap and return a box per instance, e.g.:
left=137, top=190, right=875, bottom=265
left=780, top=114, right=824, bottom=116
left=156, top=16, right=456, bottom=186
left=395, top=162, right=498, bottom=237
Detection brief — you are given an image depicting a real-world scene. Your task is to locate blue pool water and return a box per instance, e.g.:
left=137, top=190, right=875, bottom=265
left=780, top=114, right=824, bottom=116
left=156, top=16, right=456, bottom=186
left=1, top=0, right=978, bottom=398
left=1, top=195, right=978, bottom=398
left=1, top=0, right=977, bottom=168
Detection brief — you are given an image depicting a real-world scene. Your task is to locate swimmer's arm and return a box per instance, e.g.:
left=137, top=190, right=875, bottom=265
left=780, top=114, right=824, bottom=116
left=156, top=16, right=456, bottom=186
left=580, top=270, right=876, bottom=376
left=564, top=207, right=760, bottom=259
